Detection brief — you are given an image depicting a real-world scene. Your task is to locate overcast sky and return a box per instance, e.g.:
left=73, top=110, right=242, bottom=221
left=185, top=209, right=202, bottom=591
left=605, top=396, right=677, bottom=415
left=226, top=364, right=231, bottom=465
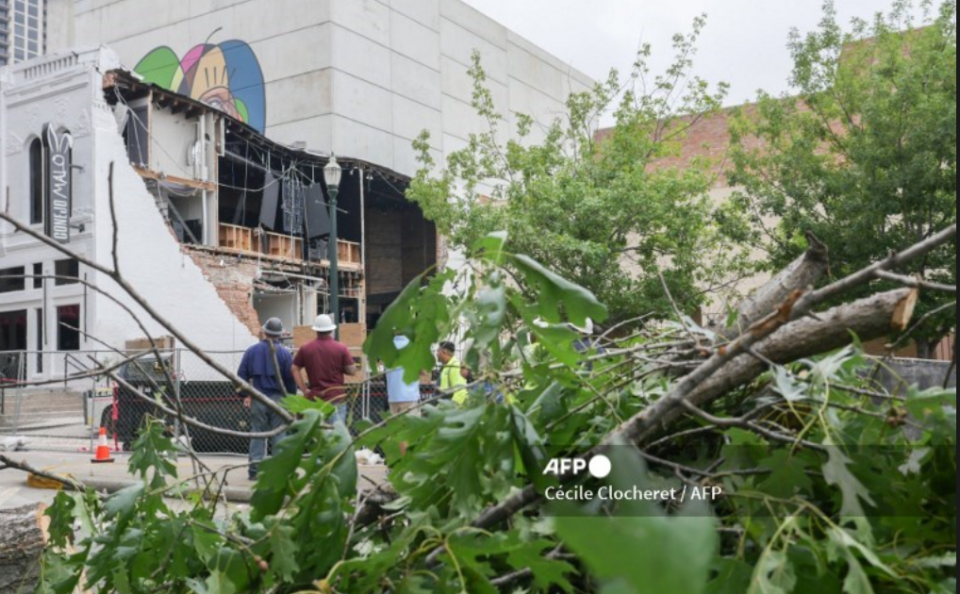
left=462, top=0, right=902, bottom=106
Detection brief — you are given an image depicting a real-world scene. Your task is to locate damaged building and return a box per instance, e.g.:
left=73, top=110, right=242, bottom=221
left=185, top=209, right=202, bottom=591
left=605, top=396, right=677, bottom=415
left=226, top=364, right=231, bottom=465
left=0, top=47, right=436, bottom=380
left=3, top=0, right=596, bottom=380
left=108, top=68, right=437, bottom=335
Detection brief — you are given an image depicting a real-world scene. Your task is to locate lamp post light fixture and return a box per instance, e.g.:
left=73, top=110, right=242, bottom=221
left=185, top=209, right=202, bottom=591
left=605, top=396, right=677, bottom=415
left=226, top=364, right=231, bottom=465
left=324, top=155, right=343, bottom=337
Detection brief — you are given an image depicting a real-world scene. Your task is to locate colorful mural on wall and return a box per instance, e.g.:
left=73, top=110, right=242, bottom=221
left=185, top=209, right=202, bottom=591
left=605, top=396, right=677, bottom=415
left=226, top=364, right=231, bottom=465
left=134, top=38, right=266, bottom=133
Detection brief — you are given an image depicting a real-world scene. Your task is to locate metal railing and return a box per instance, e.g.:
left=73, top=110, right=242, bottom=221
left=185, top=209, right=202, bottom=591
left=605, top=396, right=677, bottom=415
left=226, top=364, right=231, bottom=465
left=0, top=352, right=25, bottom=434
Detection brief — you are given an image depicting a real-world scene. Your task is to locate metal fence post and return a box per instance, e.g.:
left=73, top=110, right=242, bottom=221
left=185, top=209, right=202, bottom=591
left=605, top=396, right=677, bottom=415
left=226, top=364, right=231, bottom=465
left=12, top=353, right=25, bottom=435
left=174, top=349, right=182, bottom=461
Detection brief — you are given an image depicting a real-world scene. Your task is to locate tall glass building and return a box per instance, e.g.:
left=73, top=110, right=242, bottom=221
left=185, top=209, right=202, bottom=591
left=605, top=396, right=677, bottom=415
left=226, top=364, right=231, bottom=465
left=0, top=0, right=45, bottom=66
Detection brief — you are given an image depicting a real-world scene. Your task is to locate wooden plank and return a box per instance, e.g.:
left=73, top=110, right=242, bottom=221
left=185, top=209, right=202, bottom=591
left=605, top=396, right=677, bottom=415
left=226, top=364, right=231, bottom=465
left=340, top=323, right=367, bottom=349
left=293, top=324, right=366, bottom=349
left=125, top=336, right=176, bottom=351
left=219, top=224, right=253, bottom=253
left=292, top=326, right=316, bottom=349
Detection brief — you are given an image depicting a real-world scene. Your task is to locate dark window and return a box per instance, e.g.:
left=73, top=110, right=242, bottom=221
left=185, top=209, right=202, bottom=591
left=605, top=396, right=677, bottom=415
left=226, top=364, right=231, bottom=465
left=0, top=310, right=27, bottom=352
left=54, top=259, right=79, bottom=286
left=56, top=305, right=80, bottom=351
left=123, top=105, right=150, bottom=165
left=35, top=309, right=43, bottom=373
left=32, top=263, right=42, bottom=289
left=29, top=137, right=43, bottom=225
left=0, top=267, right=25, bottom=294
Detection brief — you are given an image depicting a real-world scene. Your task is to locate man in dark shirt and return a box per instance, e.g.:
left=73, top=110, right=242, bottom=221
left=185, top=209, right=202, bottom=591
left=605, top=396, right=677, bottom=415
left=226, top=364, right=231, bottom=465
left=238, top=318, right=298, bottom=481
left=292, top=314, right=358, bottom=425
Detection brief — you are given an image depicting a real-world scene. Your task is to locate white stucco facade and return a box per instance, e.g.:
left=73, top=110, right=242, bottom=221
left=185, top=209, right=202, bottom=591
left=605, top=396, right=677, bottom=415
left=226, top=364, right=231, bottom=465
left=46, top=0, right=594, bottom=177
left=0, top=48, right=256, bottom=381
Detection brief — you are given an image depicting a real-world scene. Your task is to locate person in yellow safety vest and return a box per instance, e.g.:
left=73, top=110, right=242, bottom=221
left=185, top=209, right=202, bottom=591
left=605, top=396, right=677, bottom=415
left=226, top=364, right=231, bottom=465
left=437, top=342, right=469, bottom=405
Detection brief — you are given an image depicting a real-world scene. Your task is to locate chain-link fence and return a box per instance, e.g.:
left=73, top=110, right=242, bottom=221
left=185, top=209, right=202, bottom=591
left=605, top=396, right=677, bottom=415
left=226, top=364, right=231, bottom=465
left=0, top=347, right=440, bottom=453
left=0, top=350, right=119, bottom=453
left=113, top=349, right=439, bottom=454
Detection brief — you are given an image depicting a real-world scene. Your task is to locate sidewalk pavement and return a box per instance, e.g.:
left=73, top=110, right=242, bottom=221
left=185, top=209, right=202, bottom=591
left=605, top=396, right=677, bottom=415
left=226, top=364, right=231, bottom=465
left=0, top=450, right=388, bottom=511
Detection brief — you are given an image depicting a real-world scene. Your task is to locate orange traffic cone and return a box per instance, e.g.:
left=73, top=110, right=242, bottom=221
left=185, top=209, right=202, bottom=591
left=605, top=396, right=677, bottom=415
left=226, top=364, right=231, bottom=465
left=92, top=427, right=115, bottom=464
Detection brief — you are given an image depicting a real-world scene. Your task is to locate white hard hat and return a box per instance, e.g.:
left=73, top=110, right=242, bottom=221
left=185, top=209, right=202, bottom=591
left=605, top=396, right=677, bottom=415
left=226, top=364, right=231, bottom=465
left=312, top=314, right=338, bottom=333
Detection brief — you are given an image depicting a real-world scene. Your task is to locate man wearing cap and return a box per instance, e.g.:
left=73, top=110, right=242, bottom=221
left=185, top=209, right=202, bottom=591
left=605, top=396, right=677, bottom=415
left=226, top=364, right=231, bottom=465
left=292, top=314, right=358, bottom=425
left=238, top=318, right=298, bottom=481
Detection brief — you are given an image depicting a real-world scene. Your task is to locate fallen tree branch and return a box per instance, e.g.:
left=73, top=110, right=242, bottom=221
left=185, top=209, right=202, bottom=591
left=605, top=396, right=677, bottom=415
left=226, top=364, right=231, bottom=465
left=679, top=400, right=827, bottom=452
left=875, top=270, right=957, bottom=294
left=0, top=504, right=49, bottom=594
left=790, top=224, right=956, bottom=322
left=0, top=455, right=86, bottom=492
left=468, top=288, right=919, bottom=533
left=886, top=301, right=957, bottom=353
left=722, top=232, right=830, bottom=340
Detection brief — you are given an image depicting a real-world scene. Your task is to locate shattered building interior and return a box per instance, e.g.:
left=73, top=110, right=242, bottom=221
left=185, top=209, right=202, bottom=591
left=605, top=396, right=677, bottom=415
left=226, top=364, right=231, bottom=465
left=105, top=71, right=438, bottom=337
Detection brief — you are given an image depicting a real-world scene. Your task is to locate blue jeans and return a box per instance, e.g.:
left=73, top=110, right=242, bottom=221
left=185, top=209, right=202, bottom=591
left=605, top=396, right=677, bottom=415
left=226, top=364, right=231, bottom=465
left=329, top=402, right=348, bottom=426
left=249, top=396, right=286, bottom=479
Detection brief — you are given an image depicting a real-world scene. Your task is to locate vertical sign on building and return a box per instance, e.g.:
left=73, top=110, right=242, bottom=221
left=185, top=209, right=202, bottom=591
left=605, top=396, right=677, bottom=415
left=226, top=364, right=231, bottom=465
left=45, top=124, right=73, bottom=244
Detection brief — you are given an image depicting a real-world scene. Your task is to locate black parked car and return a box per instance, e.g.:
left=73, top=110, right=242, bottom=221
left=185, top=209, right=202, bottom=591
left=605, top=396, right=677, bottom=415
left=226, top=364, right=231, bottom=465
left=113, top=354, right=249, bottom=453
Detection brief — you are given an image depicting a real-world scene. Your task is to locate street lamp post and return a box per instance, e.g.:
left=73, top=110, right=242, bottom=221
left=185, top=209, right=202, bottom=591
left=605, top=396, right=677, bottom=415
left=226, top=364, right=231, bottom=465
left=324, top=155, right=343, bottom=338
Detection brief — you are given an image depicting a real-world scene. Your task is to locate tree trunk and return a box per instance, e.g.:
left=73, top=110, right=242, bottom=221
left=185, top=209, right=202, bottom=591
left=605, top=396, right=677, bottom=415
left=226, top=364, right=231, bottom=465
left=721, top=235, right=830, bottom=341
left=0, top=504, right=49, bottom=594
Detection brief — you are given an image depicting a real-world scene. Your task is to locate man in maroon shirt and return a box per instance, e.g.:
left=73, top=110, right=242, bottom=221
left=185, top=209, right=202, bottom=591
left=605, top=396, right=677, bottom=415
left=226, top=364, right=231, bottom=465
left=292, top=314, right=358, bottom=425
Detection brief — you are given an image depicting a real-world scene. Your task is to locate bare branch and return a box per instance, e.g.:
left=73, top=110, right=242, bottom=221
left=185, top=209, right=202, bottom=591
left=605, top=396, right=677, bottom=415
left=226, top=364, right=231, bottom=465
left=109, top=162, right=121, bottom=275
left=678, top=400, right=827, bottom=452
left=0, top=454, right=87, bottom=492
left=791, top=224, right=957, bottom=321
left=875, top=270, right=957, bottom=294
left=886, top=300, right=957, bottom=353
left=107, top=370, right=290, bottom=440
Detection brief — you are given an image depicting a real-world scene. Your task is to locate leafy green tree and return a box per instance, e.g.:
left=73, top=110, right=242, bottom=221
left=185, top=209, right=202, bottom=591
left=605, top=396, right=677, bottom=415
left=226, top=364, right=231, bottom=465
left=408, top=17, right=748, bottom=322
left=723, top=0, right=957, bottom=356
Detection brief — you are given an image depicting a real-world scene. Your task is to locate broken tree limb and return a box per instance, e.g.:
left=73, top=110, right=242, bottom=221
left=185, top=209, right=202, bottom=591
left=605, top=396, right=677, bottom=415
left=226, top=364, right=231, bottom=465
left=622, top=288, right=918, bottom=446
left=468, top=289, right=919, bottom=533
left=791, top=224, right=956, bottom=323
left=0, top=504, right=49, bottom=594
left=0, top=455, right=86, bottom=492
left=460, top=228, right=949, bottom=537
left=722, top=233, right=830, bottom=340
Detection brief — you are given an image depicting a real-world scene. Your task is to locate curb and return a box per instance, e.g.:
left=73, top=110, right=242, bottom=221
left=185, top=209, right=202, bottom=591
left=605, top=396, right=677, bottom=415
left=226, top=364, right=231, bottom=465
left=82, top=477, right=254, bottom=503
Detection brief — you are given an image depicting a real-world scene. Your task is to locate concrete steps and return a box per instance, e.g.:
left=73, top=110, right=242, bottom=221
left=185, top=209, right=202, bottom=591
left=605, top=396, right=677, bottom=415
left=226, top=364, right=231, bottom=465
left=0, top=390, right=85, bottom=429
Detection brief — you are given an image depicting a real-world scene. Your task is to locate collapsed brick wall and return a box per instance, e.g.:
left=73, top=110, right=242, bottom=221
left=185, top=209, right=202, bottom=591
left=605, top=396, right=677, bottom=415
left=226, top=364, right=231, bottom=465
left=185, top=249, right=262, bottom=337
